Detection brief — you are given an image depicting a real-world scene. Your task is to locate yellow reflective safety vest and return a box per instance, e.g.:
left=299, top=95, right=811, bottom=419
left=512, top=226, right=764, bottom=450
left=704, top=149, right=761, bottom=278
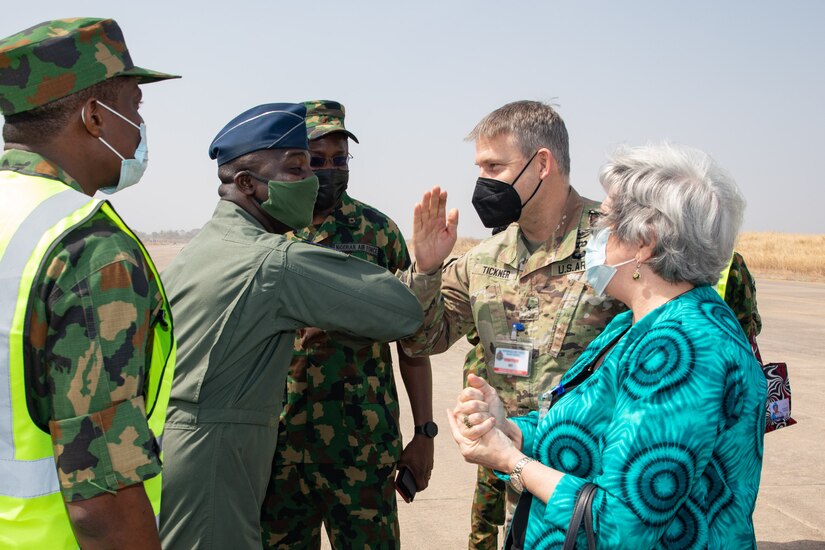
left=714, top=253, right=736, bottom=300
left=0, top=171, right=175, bottom=548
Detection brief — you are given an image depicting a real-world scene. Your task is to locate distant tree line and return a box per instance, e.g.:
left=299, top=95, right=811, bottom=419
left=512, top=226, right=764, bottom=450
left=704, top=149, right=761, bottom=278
left=136, top=229, right=200, bottom=243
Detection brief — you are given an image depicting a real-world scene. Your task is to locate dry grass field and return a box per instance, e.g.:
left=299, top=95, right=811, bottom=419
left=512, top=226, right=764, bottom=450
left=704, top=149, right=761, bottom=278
left=736, top=232, right=825, bottom=282
left=445, top=232, right=825, bottom=283
left=148, top=232, right=824, bottom=282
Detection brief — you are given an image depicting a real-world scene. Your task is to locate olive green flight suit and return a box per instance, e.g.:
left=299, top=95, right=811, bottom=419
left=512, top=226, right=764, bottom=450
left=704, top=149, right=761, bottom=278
left=159, top=201, right=422, bottom=549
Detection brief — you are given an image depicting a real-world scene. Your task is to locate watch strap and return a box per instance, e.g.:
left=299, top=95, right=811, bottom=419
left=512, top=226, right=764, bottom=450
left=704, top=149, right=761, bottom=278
left=414, top=421, right=438, bottom=438
left=509, top=456, right=535, bottom=493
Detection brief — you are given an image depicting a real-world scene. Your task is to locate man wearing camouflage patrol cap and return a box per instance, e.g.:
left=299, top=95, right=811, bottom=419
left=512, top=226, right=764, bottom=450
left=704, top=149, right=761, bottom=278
left=260, top=100, right=435, bottom=549
left=399, top=100, right=626, bottom=549
left=159, top=102, right=423, bottom=549
left=0, top=17, right=178, bottom=549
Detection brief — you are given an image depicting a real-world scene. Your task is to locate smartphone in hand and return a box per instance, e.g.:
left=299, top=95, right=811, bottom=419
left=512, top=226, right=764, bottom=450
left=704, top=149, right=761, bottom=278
left=395, top=466, right=417, bottom=503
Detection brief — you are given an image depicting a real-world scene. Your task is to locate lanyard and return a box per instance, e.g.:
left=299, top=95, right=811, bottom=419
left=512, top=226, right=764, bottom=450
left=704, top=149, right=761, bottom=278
left=539, top=327, right=629, bottom=419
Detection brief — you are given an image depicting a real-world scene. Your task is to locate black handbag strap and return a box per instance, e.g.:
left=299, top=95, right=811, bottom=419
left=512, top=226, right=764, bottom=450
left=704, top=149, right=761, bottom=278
left=562, top=482, right=597, bottom=550
left=504, top=490, right=534, bottom=550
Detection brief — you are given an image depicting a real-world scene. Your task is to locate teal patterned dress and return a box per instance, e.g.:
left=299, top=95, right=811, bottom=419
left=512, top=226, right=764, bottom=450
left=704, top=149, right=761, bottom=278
left=511, top=285, right=766, bottom=549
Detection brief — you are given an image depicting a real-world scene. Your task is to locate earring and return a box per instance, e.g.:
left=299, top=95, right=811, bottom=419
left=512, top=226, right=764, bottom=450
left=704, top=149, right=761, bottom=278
left=632, top=262, right=641, bottom=280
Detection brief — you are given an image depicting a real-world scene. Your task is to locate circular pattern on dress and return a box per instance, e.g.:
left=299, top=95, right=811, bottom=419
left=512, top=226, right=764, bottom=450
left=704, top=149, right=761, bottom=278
left=624, top=321, right=695, bottom=400
left=659, top=496, right=704, bottom=549
left=621, top=442, right=697, bottom=526
left=698, top=299, right=744, bottom=343
left=533, top=527, right=564, bottom=550
left=537, top=420, right=598, bottom=478
left=721, top=361, right=745, bottom=429
left=703, top=457, right=734, bottom=523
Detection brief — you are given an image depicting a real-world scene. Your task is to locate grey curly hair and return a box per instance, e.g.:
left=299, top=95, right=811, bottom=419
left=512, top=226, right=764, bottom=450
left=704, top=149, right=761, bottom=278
left=598, top=143, right=745, bottom=286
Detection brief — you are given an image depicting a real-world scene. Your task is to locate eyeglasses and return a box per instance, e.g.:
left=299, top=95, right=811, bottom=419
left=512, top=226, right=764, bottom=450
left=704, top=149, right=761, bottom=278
left=309, top=153, right=353, bottom=168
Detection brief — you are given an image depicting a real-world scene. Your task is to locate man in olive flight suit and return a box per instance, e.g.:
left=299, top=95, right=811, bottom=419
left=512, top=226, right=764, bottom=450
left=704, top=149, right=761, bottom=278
left=159, top=103, right=423, bottom=550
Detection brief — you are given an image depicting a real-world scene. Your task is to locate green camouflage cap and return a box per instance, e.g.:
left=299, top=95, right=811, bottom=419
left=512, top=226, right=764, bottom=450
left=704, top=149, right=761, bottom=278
left=303, top=99, right=359, bottom=143
left=0, top=17, right=180, bottom=116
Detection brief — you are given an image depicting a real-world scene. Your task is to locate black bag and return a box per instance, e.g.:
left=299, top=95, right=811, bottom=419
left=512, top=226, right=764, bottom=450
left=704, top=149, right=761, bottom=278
left=504, top=483, right=597, bottom=550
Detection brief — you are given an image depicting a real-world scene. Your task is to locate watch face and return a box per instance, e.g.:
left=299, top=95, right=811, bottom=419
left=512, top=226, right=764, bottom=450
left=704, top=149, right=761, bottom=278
left=418, top=421, right=438, bottom=438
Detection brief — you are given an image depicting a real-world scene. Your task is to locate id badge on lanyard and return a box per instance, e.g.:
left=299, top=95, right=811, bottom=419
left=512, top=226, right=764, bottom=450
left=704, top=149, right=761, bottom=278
left=493, top=323, right=534, bottom=378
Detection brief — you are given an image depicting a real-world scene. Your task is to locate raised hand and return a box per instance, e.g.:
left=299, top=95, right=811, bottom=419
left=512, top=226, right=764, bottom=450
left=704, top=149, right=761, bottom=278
left=412, top=186, right=459, bottom=274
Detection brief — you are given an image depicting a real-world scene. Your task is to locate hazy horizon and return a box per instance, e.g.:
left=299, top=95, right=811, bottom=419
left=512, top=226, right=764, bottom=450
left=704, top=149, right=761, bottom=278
left=3, top=1, right=824, bottom=238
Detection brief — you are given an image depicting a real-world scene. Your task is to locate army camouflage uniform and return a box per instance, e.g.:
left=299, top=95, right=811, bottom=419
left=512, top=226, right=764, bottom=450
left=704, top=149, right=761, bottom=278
left=725, top=251, right=762, bottom=339
left=2, top=149, right=163, bottom=501
left=261, top=192, right=410, bottom=549
left=400, top=188, right=626, bottom=549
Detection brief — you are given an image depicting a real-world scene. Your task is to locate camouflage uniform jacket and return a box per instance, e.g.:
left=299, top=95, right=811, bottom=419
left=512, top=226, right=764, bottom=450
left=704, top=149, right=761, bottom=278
left=2, top=149, right=162, bottom=502
left=273, top=192, right=410, bottom=466
left=725, top=252, right=762, bottom=339
left=400, top=188, right=626, bottom=414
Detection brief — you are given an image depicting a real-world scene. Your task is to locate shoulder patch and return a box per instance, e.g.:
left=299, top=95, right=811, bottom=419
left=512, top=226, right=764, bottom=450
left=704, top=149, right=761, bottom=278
left=331, top=242, right=381, bottom=257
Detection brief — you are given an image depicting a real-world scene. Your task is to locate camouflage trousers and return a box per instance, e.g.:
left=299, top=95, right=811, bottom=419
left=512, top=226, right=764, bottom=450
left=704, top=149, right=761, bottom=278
left=468, top=465, right=520, bottom=550
left=261, top=462, right=399, bottom=550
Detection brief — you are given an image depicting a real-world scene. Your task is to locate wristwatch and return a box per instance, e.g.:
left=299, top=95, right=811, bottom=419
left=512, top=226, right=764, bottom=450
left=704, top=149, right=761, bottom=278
left=509, top=456, right=535, bottom=493
left=414, top=421, right=438, bottom=438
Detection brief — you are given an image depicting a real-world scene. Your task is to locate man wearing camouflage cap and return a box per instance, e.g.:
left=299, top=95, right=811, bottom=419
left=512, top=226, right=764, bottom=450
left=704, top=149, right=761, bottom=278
left=158, top=102, right=423, bottom=549
left=399, top=100, right=626, bottom=549
left=260, top=100, right=435, bottom=549
left=0, top=17, right=178, bottom=549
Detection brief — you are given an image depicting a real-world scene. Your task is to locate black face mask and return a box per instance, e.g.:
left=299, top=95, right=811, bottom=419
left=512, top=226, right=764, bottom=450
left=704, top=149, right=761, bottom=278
left=313, top=169, right=349, bottom=212
left=471, top=151, right=542, bottom=228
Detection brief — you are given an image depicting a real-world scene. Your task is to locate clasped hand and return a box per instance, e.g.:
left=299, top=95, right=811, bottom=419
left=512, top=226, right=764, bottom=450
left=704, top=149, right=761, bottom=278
left=446, top=374, right=517, bottom=472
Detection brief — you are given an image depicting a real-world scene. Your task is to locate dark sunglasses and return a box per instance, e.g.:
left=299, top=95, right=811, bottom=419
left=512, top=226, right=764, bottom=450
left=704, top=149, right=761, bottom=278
left=309, top=153, right=353, bottom=168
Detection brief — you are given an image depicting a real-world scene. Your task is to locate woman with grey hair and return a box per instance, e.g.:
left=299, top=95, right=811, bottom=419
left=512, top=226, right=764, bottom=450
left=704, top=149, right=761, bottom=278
left=448, top=143, right=766, bottom=549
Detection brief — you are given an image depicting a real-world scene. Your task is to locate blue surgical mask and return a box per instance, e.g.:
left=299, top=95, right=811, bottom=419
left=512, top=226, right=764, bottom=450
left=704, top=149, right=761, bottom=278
left=584, top=228, right=635, bottom=296
left=82, top=101, right=148, bottom=194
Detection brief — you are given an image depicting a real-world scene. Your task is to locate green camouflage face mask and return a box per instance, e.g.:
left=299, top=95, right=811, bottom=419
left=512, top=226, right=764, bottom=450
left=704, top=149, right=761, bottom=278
left=248, top=172, right=319, bottom=229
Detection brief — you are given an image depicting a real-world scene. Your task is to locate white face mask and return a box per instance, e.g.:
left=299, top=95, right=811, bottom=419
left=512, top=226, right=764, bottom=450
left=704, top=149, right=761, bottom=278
left=584, top=228, right=635, bottom=296
left=81, top=101, right=148, bottom=194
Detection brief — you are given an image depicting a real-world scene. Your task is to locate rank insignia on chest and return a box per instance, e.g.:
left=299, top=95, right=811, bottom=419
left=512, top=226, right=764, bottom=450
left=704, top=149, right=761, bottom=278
left=475, top=264, right=516, bottom=280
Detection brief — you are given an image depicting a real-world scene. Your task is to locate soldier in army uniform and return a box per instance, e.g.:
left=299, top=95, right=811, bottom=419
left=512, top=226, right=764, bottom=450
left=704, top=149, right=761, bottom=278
left=260, top=100, right=434, bottom=549
left=0, top=18, right=178, bottom=549
left=723, top=251, right=762, bottom=340
left=399, top=100, right=626, bottom=548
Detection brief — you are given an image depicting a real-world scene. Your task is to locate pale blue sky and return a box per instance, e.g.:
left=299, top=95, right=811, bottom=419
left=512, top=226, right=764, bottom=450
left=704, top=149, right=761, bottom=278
left=3, top=1, right=824, bottom=237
